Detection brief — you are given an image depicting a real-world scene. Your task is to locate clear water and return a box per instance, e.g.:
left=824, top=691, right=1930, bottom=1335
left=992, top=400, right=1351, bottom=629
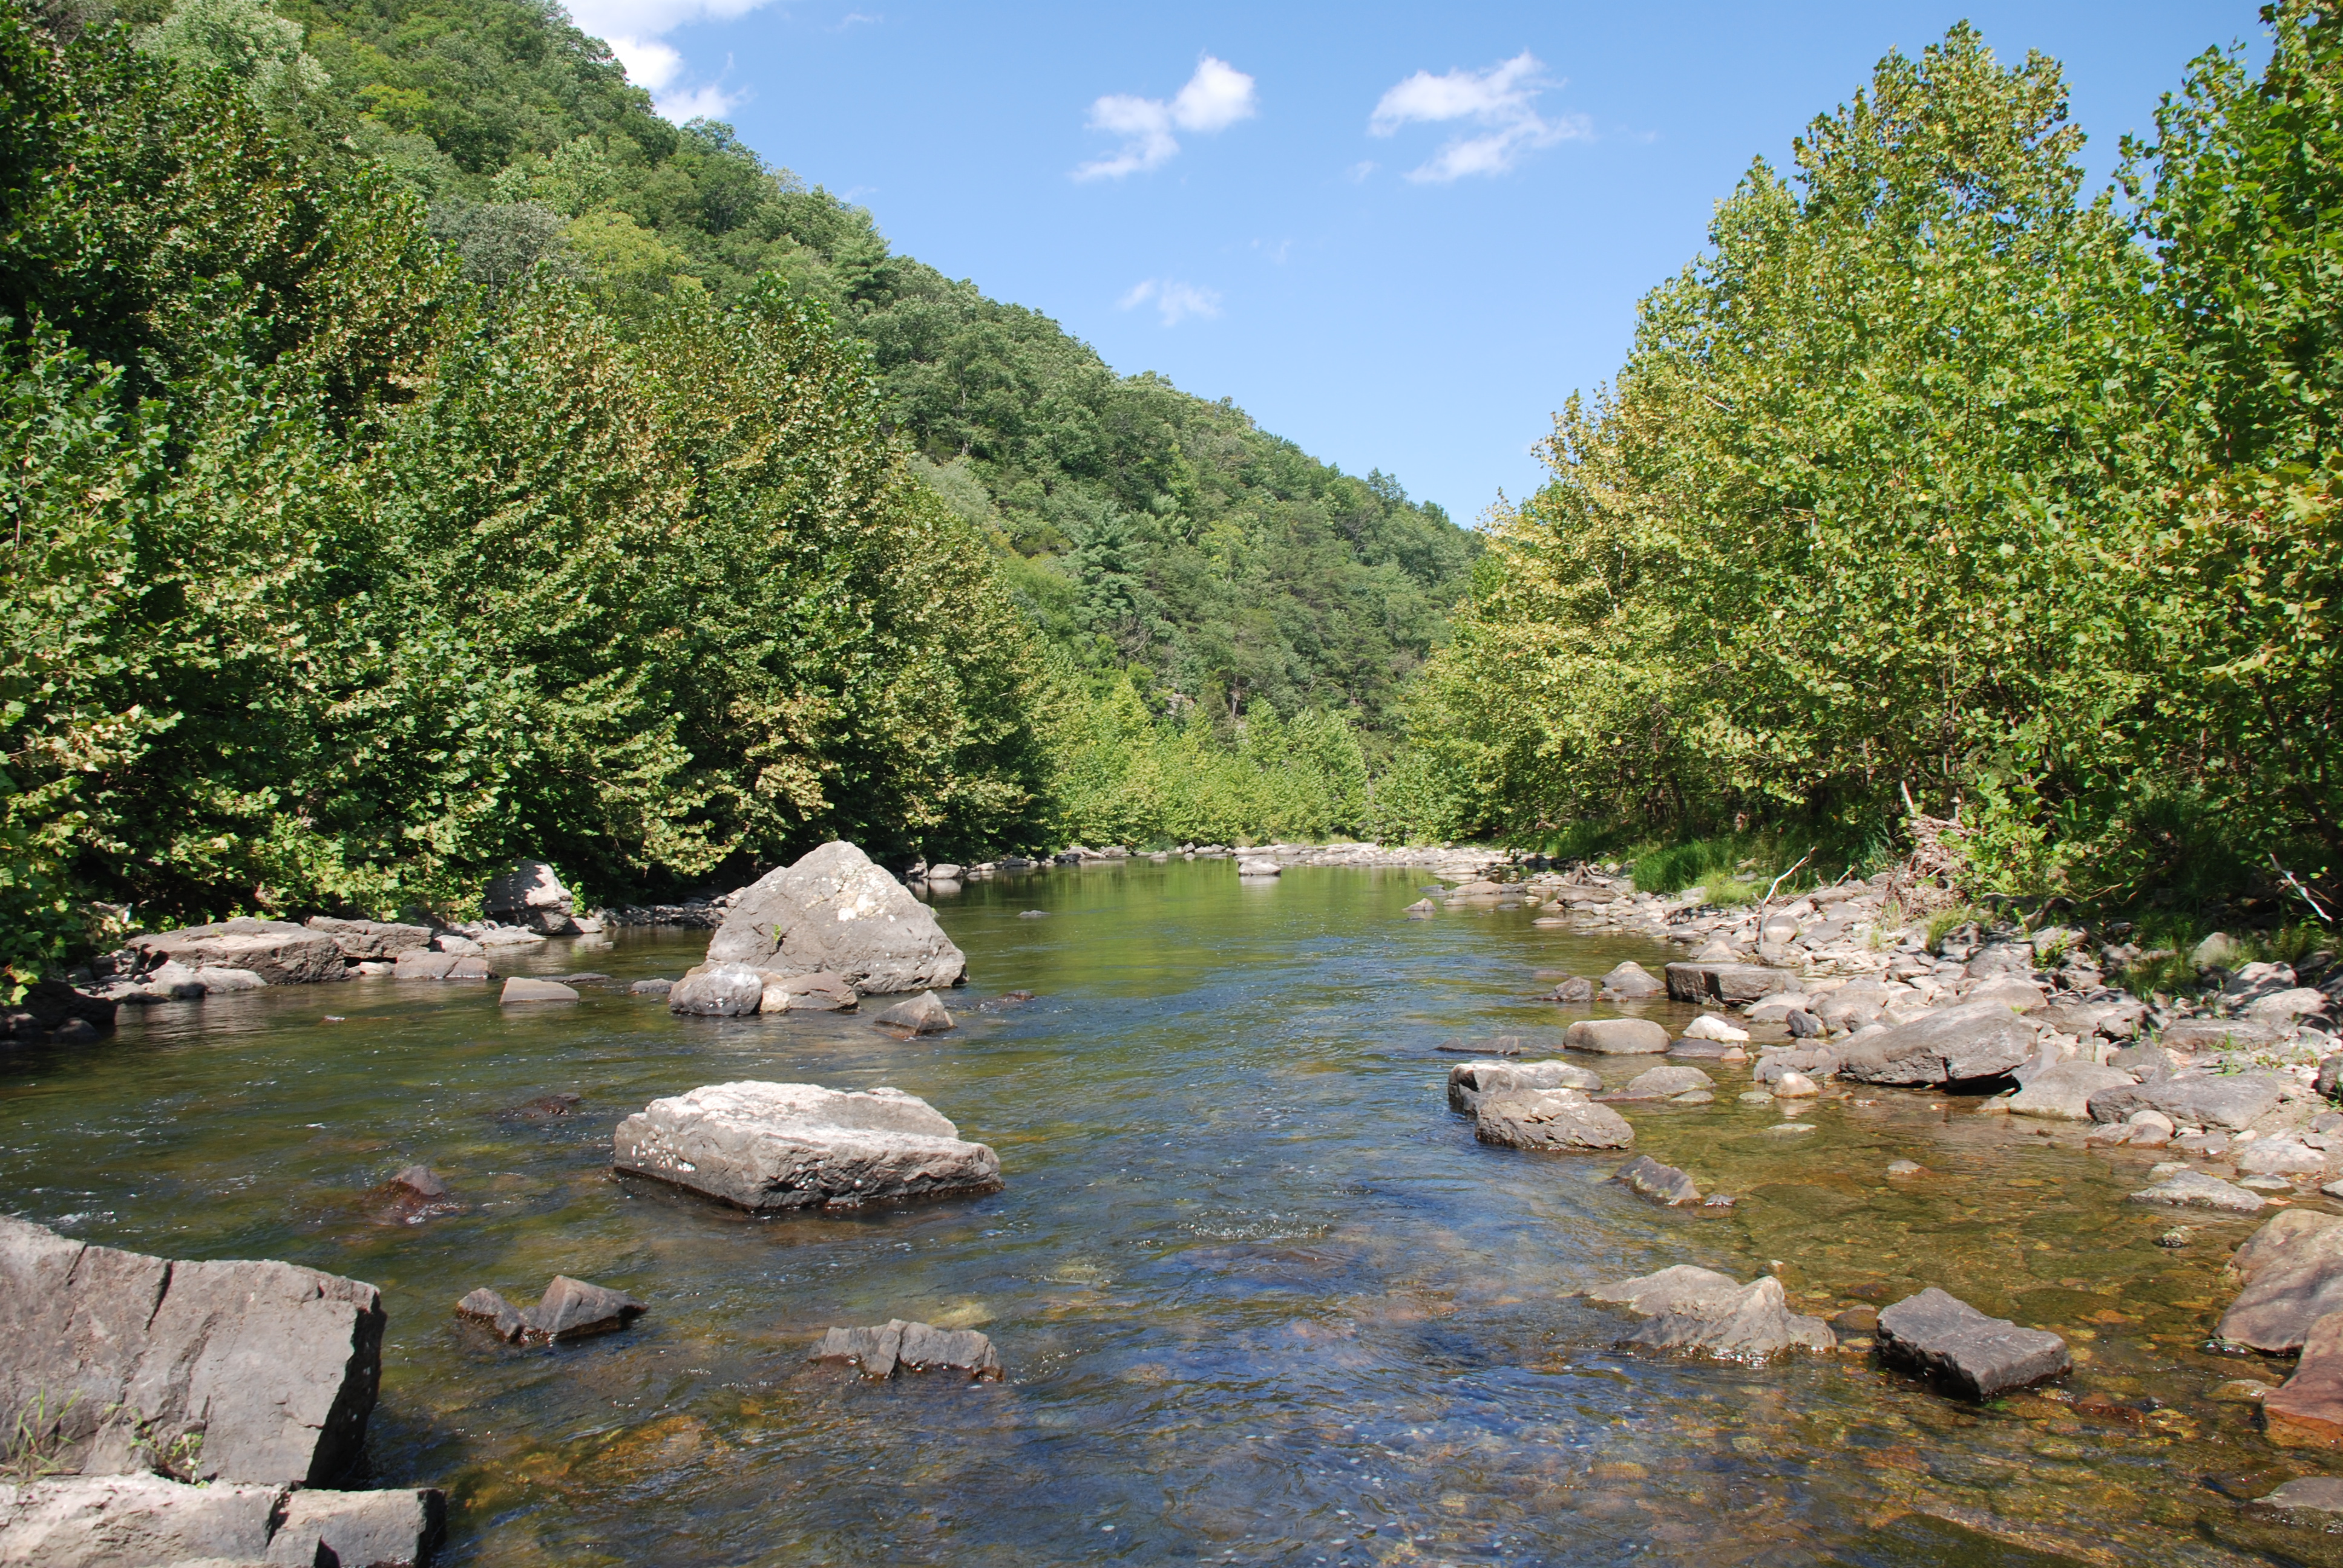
left=5, top=861, right=2338, bottom=1566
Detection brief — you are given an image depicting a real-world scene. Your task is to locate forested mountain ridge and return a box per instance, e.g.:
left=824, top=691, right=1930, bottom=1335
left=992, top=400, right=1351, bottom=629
left=259, top=0, right=1479, bottom=736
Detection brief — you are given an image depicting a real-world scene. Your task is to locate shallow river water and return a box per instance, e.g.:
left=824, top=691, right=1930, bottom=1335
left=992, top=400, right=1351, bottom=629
left=8, top=861, right=2343, bottom=1566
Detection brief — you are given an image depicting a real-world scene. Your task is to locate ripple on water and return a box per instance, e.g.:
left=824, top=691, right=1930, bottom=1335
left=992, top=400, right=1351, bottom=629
left=4, top=860, right=2341, bottom=1564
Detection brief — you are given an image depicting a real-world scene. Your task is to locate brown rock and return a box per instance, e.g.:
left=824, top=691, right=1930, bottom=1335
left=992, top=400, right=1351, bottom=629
left=2266, top=1310, right=2343, bottom=1448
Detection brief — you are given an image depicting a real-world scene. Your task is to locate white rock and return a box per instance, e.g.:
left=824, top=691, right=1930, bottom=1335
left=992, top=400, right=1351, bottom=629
left=1680, top=1014, right=1750, bottom=1043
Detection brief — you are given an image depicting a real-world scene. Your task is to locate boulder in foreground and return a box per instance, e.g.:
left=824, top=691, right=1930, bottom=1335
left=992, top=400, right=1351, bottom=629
left=705, top=841, right=966, bottom=995
left=612, top=1081, right=1002, bottom=1210
left=1587, top=1265, right=1833, bottom=1361
left=0, top=1217, right=381, bottom=1487
left=1473, top=1089, right=1633, bottom=1151
left=809, top=1318, right=1001, bottom=1380
left=1875, top=1287, right=2069, bottom=1399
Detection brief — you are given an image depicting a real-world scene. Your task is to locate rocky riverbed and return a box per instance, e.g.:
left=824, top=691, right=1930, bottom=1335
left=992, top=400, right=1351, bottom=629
left=11, top=852, right=2343, bottom=1564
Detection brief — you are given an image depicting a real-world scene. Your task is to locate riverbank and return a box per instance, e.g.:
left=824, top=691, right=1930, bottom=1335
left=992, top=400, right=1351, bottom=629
left=7, top=858, right=2343, bottom=1564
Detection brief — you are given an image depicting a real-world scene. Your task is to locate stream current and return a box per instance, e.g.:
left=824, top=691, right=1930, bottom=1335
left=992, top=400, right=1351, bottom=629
left=7, top=859, right=2343, bottom=1566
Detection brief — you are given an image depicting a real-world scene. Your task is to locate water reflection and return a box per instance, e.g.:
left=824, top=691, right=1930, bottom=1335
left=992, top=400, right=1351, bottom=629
left=2, top=860, right=2338, bottom=1564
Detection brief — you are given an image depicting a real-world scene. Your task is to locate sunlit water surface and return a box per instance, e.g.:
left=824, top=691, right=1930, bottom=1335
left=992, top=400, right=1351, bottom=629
left=5, top=861, right=2341, bottom=1566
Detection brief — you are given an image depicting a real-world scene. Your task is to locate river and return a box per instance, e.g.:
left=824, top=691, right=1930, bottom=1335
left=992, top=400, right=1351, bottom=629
left=4, top=860, right=2336, bottom=1565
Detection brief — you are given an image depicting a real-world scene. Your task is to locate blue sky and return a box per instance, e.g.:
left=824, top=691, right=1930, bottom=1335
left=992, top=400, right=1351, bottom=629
left=569, top=1, right=2247, bottom=523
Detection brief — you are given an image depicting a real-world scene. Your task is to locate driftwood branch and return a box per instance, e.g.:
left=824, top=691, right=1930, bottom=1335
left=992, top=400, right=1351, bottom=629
left=2272, top=855, right=2333, bottom=923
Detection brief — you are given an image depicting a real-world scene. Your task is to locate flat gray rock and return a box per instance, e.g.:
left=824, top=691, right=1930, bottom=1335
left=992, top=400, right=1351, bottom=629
left=2218, top=1211, right=2343, bottom=1352
left=1833, top=1001, right=2036, bottom=1086
left=612, top=1081, right=1002, bottom=1210
left=809, top=1318, right=1001, bottom=1380
left=128, top=920, right=346, bottom=986
left=2088, top=1071, right=2289, bottom=1132
left=264, top=1488, right=443, bottom=1567
left=1665, top=962, right=1794, bottom=1004
left=1564, top=1018, right=1670, bottom=1055
left=0, top=1218, right=381, bottom=1487
left=392, top=951, right=491, bottom=981
left=2005, top=1062, right=2134, bottom=1121
left=1473, top=1090, right=1634, bottom=1151
left=1612, top=1154, right=1700, bottom=1205
left=1588, top=1266, right=1833, bottom=1361
left=1446, top=1059, right=1601, bottom=1114
left=1598, top=961, right=1664, bottom=999
left=1876, top=1287, right=2069, bottom=1399
left=705, top=841, right=966, bottom=995
left=2129, top=1168, right=2266, bottom=1213
left=303, top=917, right=433, bottom=960
left=499, top=978, right=578, bottom=1004
left=0, top=1474, right=280, bottom=1568
left=2259, top=1476, right=2343, bottom=1513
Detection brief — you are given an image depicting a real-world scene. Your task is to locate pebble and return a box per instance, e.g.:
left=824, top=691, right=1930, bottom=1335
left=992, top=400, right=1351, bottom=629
left=1767, top=1123, right=1817, bottom=1135
left=2157, top=1229, right=2193, bottom=1249
left=1738, top=1091, right=1775, bottom=1106
left=2239, top=1174, right=2296, bottom=1192
left=1886, top=1160, right=1923, bottom=1176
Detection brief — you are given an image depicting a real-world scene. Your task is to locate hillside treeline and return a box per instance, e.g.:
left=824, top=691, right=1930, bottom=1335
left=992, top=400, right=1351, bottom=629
left=275, top=0, right=1478, bottom=741
left=1415, top=8, right=2343, bottom=908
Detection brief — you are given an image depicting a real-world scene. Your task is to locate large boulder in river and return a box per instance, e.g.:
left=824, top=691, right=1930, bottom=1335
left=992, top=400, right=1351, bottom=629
left=1833, top=1001, right=2035, bottom=1087
left=2218, top=1211, right=2343, bottom=1353
left=668, top=962, right=766, bottom=1017
left=0, top=1217, right=382, bottom=1486
left=612, top=1081, right=1002, bottom=1211
left=127, top=918, right=346, bottom=986
left=705, top=841, right=966, bottom=994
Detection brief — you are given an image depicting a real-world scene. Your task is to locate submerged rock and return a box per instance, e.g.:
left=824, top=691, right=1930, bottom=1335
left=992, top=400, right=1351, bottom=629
left=705, top=841, right=966, bottom=995
left=1446, top=1059, right=1601, bottom=1114
left=1587, top=1265, right=1834, bottom=1361
left=2128, top=1168, right=2267, bottom=1215
left=373, top=1166, right=461, bottom=1226
left=1564, top=1018, right=1670, bottom=1055
left=1473, top=1089, right=1634, bottom=1151
left=499, top=978, right=578, bottom=1005
left=1615, top=1065, right=1715, bottom=1100
left=870, top=991, right=954, bottom=1036
left=809, top=1319, right=1001, bottom=1380
left=612, top=1081, right=1003, bottom=1210
left=1834, top=1001, right=2035, bottom=1087
left=0, top=1217, right=382, bottom=1486
left=630, top=978, right=675, bottom=996
left=1611, top=1154, right=1701, bottom=1205
left=1548, top=976, right=1596, bottom=1004
left=1875, top=1287, right=2069, bottom=1400
left=456, top=1276, right=646, bottom=1344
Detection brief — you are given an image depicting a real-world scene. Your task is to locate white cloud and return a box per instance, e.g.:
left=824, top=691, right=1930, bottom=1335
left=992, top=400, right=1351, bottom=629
left=1074, top=55, right=1257, bottom=180
left=568, top=0, right=772, bottom=123
left=1119, top=278, right=1222, bottom=327
left=1368, top=51, right=1590, bottom=182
